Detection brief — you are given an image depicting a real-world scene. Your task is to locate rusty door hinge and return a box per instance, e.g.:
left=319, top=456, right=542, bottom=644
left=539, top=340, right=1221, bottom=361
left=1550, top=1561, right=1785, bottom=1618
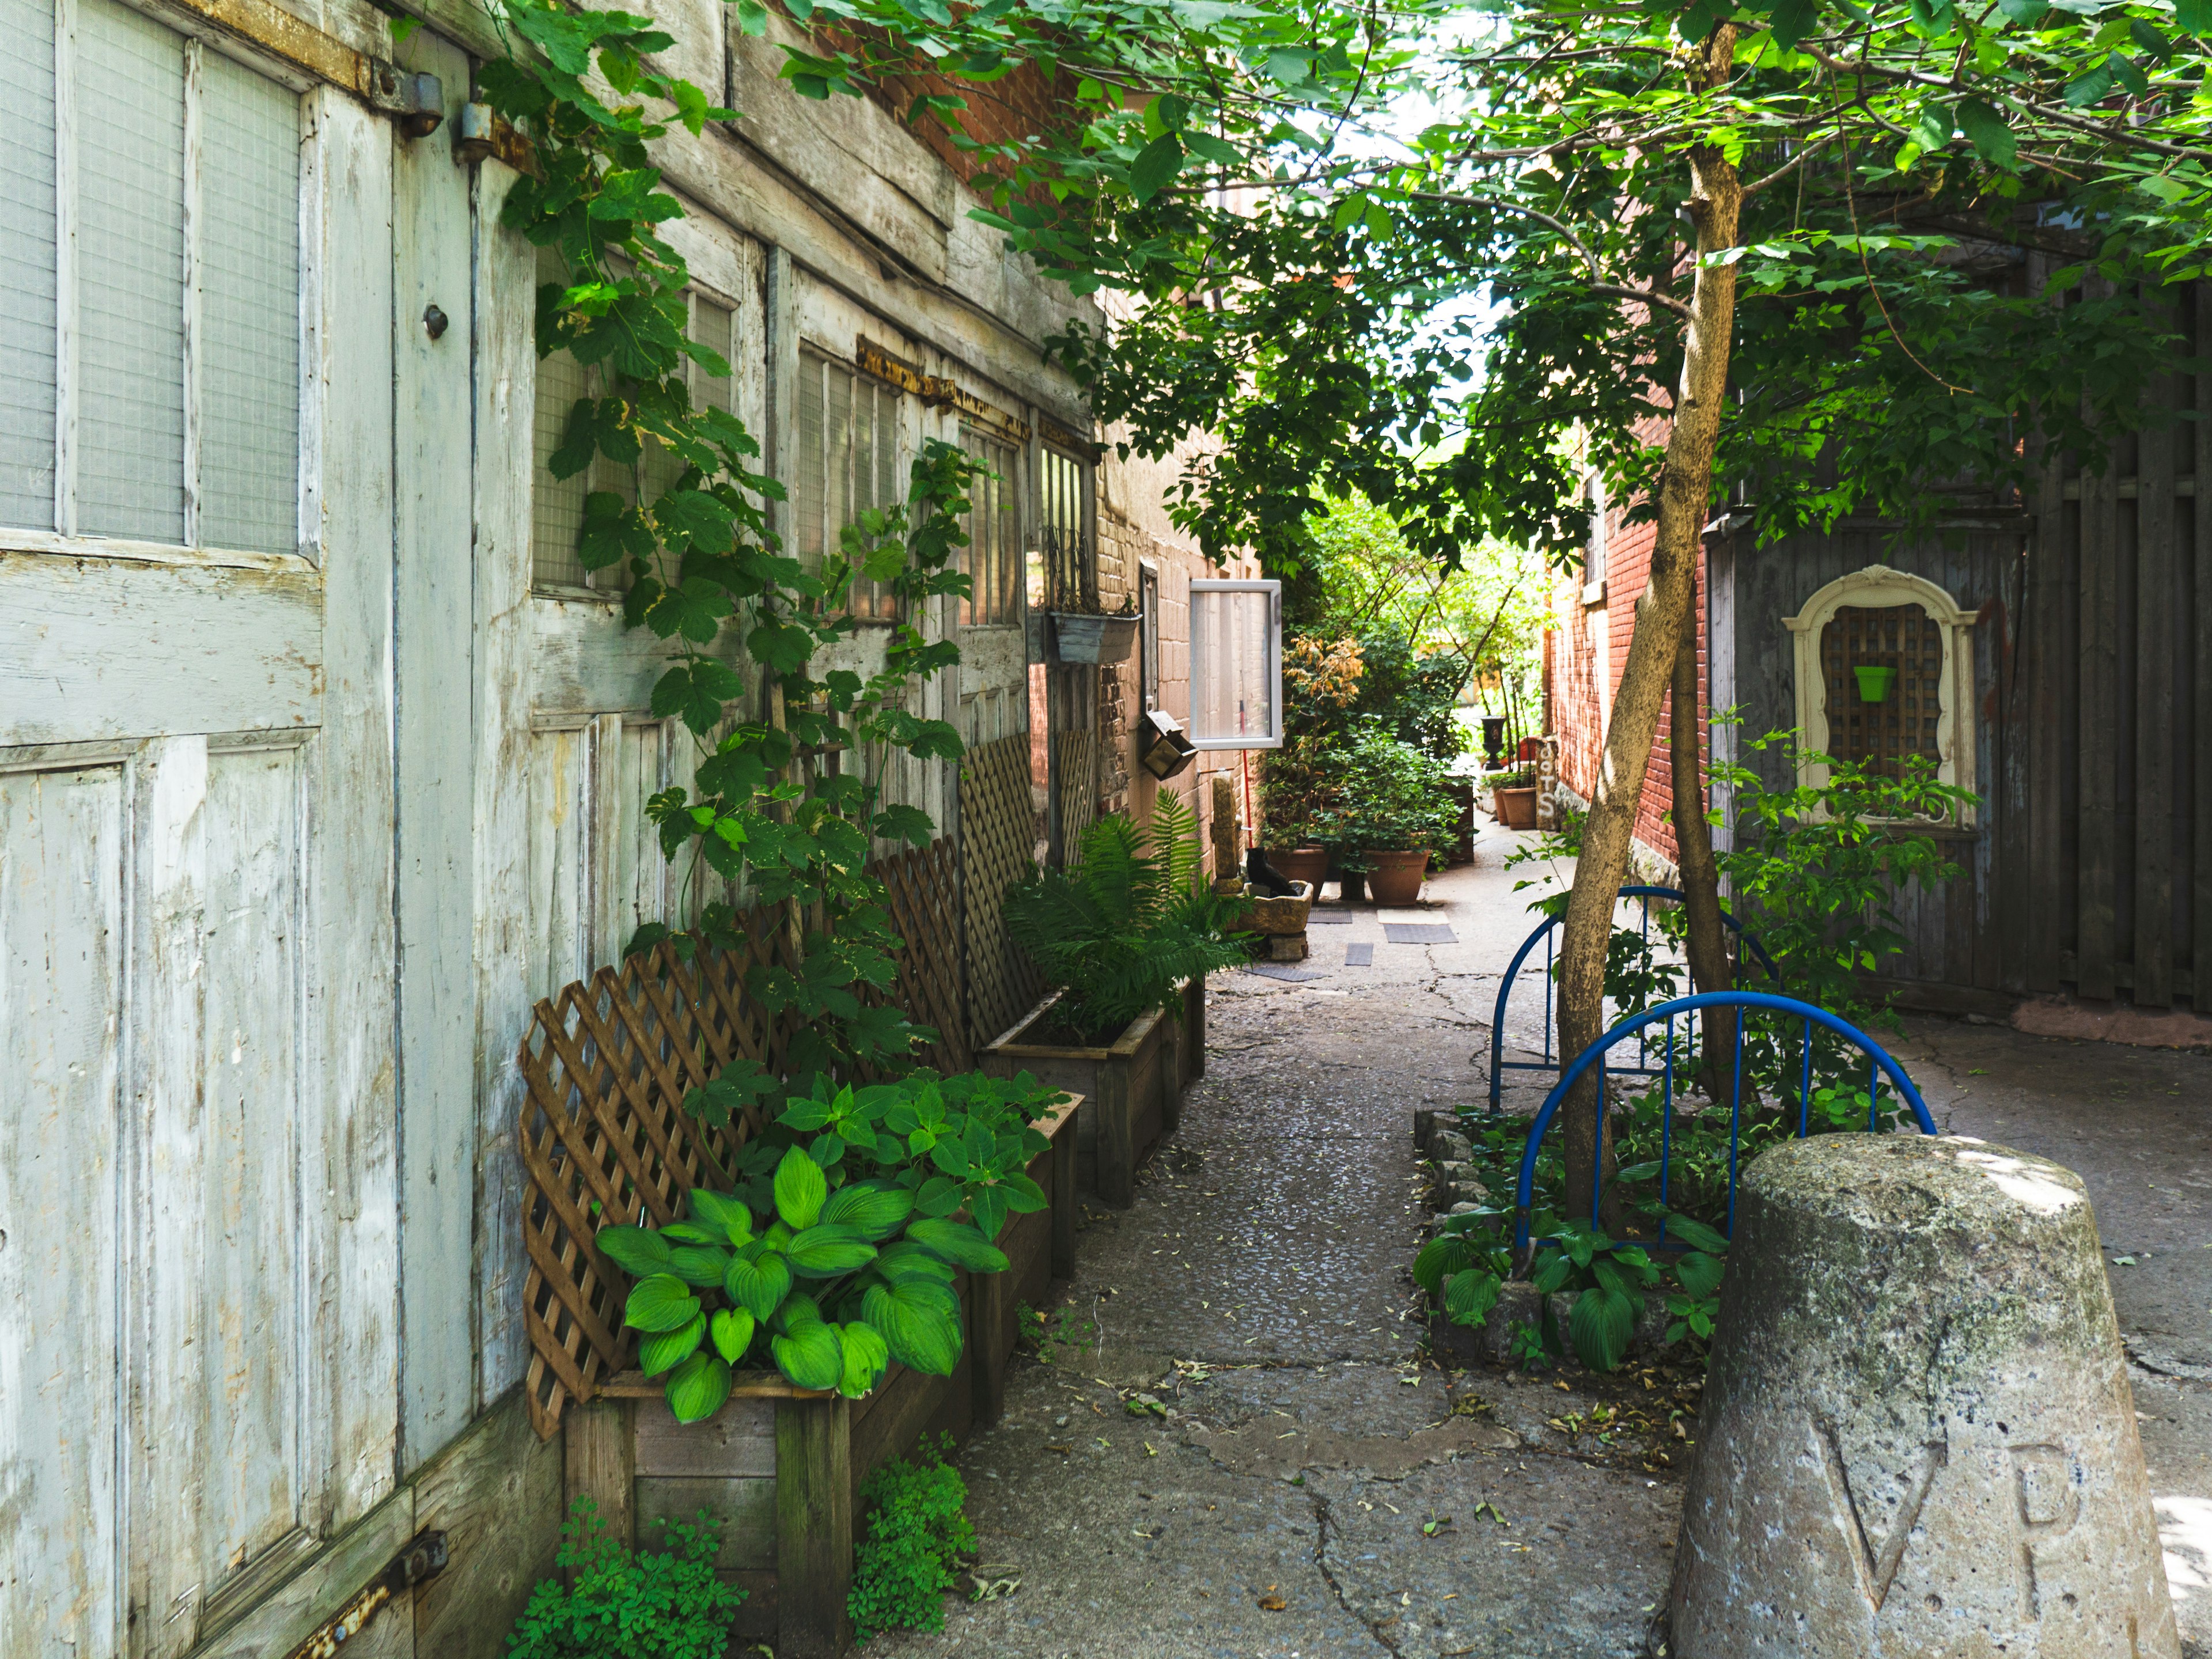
left=281, top=1530, right=448, bottom=1659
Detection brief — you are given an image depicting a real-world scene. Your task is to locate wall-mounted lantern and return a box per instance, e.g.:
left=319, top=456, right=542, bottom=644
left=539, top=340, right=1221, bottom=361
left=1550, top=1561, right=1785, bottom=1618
left=1188, top=579, right=1283, bottom=751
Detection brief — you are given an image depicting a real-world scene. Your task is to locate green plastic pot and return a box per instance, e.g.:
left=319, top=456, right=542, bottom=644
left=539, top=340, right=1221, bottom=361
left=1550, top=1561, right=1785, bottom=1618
left=1854, top=665, right=1898, bottom=703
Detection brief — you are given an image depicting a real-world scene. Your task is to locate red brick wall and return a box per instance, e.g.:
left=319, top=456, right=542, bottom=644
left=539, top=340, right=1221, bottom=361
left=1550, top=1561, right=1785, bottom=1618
left=1544, top=508, right=1708, bottom=873
left=864, top=56, right=1065, bottom=191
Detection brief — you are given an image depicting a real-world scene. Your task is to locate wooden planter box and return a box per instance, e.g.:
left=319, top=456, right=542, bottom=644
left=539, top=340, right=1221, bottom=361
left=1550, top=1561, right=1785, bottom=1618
left=563, top=1096, right=1080, bottom=1659
left=977, top=980, right=1200, bottom=1209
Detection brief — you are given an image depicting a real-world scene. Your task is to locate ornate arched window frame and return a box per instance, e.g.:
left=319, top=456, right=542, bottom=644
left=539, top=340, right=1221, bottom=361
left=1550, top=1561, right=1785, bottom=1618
left=1782, top=565, right=1978, bottom=827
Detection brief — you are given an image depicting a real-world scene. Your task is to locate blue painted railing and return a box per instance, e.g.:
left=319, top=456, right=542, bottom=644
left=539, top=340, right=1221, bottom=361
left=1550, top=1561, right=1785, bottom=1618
left=1510, top=991, right=1936, bottom=1251
left=1488, top=887, right=1780, bottom=1112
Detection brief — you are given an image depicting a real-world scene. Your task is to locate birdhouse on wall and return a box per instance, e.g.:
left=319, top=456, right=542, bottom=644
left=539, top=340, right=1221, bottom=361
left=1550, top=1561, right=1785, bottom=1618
left=1188, top=579, right=1283, bottom=751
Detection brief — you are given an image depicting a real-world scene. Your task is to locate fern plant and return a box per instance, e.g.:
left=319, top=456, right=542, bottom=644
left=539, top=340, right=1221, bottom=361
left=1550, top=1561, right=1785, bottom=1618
left=1003, top=796, right=1248, bottom=1043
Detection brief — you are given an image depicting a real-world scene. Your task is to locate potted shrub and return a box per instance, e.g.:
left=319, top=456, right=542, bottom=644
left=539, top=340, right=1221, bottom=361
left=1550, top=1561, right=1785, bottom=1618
left=1314, top=728, right=1461, bottom=905
left=593, top=1069, right=1073, bottom=1422
left=987, top=797, right=1249, bottom=1205
left=566, top=1068, right=1080, bottom=1654
left=1262, top=844, right=1331, bottom=893
left=1262, top=633, right=1364, bottom=896
left=1488, top=766, right=1539, bottom=830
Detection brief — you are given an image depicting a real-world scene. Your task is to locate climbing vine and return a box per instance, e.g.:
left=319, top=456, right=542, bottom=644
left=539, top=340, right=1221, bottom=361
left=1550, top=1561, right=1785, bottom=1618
left=475, top=2, right=984, bottom=1089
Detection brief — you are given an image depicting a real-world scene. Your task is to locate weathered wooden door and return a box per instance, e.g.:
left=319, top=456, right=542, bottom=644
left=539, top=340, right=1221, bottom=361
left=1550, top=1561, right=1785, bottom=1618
left=0, top=5, right=400, bottom=1651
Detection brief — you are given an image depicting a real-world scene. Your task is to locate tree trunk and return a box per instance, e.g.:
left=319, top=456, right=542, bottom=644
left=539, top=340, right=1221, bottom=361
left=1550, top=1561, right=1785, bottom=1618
left=1556, top=32, right=1743, bottom=1226
left=1671, top=619, right=1736, bottom=1103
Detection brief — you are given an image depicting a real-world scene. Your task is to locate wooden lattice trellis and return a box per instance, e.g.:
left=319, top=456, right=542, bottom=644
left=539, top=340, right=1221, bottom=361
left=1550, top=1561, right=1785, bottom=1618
left=873, top=837, right=971, bottom=1073
left=517, top=839, right=968, bottom=1438
left=1053, top=726, right=1100, bottom=858
left=960, top=732, right=1043, bottom=1045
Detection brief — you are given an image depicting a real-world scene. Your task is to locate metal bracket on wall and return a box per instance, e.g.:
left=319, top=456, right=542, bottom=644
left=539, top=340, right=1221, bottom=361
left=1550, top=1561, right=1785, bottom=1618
left=279, top=1531, right=449, bottom=1659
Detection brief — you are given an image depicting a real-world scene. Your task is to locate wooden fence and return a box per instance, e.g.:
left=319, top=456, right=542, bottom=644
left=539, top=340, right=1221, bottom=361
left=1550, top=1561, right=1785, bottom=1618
left=1720, top=273, right=2211, bottom=1014
left=516, top=838, right=968, bottom=1438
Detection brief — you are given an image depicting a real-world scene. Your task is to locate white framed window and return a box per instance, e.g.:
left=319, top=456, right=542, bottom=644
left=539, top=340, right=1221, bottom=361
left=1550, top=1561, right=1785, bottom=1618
left=1, top=0, right=302, bottom=556
left=1036, top=446, right=1094, bottom=612
left=792, top=349, right=900, bottom=620
left=1189, top=578, right=1283, bottom=751
left=1139, top=562, right=1161, bottom=710
left=1782, top=564, right=1977, bottom=825
left=1581, top=471, right=1607, bottom=603
left=959, top=425, right=1019, bottom=626
left=531, top=250, right=738, bottom=592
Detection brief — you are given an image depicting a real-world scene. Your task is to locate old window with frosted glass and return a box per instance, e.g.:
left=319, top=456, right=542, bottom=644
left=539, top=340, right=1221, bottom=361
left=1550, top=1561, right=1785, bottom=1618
left=792, top=350, right=899, bottom=620
left=960, top=427, right=1019, bottom=626
left=532, top=255, right=736, bottom=591
left=1, top=0, right=301, bottom=555
left=1189, top=578, right=1283, bottom=750
left=1036, top=446, right=1095, bottom=611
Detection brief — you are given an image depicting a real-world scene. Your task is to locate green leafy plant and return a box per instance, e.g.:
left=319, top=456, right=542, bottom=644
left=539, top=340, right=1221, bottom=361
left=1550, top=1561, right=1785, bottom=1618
left=1417, top=1118, right=1732, bottom=1372
left=1505, top=1319, right=1547, bottom=1371
left=598, top=1071, right=1062, bottom=1419
left=507, top=1499, right=747, bottom=1659
left=1002, top=794, right=1249, bottom=1043
left=849, top=1436, right=976, bottom=1639
left=1016, top=1301, right=1098, bottom=1366
left=1715, top=731, right=1977, bottom=1033
left=1310, top=725, right=1461, bottom=866
left=478, top=3, right=987, bottom=1101
left=1262, top=633, right=1365, bottom=851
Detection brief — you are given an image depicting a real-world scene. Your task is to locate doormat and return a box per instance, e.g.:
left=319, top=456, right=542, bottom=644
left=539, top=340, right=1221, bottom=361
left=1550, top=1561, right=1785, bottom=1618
left=1344, top=943, right=1374, bottom=967
left=1242, top=963, right=1327, bottom=982
left=1382, top=923, right=1459, bottom=944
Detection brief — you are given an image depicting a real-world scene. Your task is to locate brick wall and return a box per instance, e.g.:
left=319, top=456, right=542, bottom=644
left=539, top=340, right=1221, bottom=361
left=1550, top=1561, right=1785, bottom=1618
left=1544, top=505, right=1708, bottom=875
left=1093, top=419, right=1258, bottom=879
left=866, top=57, right=1064, bottom=192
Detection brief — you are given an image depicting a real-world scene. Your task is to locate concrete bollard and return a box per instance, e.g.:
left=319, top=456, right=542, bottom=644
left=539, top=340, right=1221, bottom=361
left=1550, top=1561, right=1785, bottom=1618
left=1669, top=1134, right=2179, bottom=1658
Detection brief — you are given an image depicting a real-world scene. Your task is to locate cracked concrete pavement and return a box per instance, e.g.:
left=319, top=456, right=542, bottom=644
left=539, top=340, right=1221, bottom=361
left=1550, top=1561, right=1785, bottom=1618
left=868, top=835, right=2211, bottom=1657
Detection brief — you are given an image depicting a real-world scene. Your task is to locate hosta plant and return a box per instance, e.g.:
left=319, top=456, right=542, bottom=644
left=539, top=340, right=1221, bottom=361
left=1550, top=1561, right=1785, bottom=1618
left=594, top=1069, right=1062, bottom=1422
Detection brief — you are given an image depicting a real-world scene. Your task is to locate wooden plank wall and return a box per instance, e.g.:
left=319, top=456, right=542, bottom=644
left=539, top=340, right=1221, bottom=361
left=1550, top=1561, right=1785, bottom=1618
left=1725, top=274, right=2207, bottom=1012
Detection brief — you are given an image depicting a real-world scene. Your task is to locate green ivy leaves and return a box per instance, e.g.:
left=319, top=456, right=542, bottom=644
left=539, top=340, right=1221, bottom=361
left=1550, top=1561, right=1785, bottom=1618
left=486, top=1, right=997, bottom=1108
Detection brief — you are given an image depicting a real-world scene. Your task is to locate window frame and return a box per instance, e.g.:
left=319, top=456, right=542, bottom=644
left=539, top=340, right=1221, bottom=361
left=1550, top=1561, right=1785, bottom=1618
left=790, top=344, right=902, bottom=622
left=1139, top=561, right=1161, bottom=711
left=1, top=0, right=313, bottom=567
left=531, top=276, right=741, bottom=597
left=957, top=423, right=1021, bottom=627
left=1782, top=563, right=1979, bottom=827
left=1580, top=471, right=1608, bottom=605
left=1187, top=577, right=1284, bottom=752
left=1035, top=445, right=1096, bottom=613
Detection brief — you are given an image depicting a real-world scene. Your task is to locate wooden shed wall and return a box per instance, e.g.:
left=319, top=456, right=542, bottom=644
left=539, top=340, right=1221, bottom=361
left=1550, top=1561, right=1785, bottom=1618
left=1719, top=276, right=2210, bottom=1012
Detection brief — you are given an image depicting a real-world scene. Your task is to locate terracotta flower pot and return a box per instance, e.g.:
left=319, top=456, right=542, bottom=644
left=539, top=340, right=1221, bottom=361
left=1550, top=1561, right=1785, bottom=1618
left=1364, top=849, right=1430, bottom=904
left=1270, top=847, right=1331, bottom=892
left=1496, top=785, right=1539, bottom=830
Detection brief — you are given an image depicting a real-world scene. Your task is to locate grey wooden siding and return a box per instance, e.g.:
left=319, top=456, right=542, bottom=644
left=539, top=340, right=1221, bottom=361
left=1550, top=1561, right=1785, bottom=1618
left=1723, top=275, right=2209, bottom=1010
